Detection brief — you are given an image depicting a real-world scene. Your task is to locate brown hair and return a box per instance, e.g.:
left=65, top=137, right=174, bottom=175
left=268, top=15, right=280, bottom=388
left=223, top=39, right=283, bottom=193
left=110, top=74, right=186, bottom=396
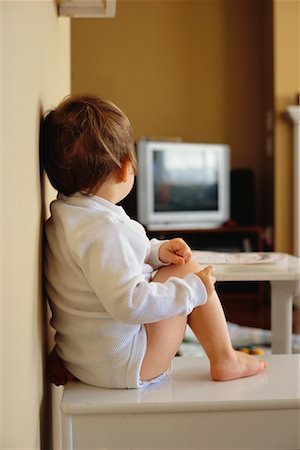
left=40, top=95, right=137, bottom=195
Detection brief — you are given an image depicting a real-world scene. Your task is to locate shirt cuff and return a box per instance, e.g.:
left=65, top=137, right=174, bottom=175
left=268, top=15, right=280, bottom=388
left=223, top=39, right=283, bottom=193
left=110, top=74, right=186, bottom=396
left=183, top=273, right=208, bottom=314
left=147, top=238, right=169, bottom=269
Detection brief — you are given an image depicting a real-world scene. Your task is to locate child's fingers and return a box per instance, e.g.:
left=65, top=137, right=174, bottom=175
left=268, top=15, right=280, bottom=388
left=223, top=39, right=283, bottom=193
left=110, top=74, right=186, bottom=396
left=159, top=238, right=192, bottom=264
left=171, top=239, right=192, bottom=262
left=176, top=249, right=192, bottom=262
left=201, top=265, right=215, bottom=276
left=170, top=238, right=190, bottom=252
left=166, top=251, right=186, bottom=265
left=200, top=265, right=216, bottom=286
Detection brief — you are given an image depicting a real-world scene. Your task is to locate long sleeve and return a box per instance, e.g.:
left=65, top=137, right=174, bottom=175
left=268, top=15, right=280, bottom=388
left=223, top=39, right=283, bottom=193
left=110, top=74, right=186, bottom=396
left=45, top=193, right=209, bottom=388
left=72, top=217, right=207, bottom=325
left=146, top=238, right=168, bottom=269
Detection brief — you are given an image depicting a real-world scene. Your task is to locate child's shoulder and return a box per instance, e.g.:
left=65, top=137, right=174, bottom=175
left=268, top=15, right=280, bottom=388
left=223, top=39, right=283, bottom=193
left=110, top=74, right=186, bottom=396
left=48, top=193, right=148, bottom=246
left=55, top=193, right=144, bottom=234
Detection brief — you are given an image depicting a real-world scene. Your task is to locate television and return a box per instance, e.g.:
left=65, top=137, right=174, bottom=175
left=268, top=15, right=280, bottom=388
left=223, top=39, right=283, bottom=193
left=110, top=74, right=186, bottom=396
left=136, top=139, right=230, bottom=230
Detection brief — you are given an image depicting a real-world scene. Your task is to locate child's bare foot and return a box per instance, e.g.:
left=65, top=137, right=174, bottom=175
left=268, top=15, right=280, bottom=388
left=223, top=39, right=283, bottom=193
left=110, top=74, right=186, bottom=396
left=47, top=346, right=77, bottom=386
left=210, top=349, right=267, bottom=381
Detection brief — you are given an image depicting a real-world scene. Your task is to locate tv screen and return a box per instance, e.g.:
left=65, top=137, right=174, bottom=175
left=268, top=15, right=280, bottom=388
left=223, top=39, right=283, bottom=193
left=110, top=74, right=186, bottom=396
left=137, top=140, right=230, bottom=230
left=153, top=148, right=219, bottom=213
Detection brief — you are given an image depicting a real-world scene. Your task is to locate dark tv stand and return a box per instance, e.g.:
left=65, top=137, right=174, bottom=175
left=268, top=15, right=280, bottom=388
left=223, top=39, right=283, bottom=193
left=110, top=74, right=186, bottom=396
left=146, top=225, right=264, bottom=253
left=146, top=225, right=270, bottom=330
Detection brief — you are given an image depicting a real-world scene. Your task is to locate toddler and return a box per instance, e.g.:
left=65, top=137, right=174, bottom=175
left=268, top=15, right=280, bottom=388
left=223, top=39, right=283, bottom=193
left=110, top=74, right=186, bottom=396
left=41, top=95, right=267, bottom=389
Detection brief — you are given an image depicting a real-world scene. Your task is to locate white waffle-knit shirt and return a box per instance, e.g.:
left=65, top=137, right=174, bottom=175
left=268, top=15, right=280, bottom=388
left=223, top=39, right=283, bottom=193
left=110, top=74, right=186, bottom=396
left=45, top=193, right=207, bottom=388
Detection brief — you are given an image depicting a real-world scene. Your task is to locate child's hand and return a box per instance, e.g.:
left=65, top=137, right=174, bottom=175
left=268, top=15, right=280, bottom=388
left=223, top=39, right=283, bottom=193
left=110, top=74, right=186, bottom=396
left=159, top=238, right=192, bottom=265
left=196, top=265, right=216, bottom=297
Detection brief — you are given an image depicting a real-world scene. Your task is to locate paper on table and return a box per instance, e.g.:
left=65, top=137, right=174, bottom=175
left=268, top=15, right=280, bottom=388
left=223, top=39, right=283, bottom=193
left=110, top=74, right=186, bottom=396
left=192, top=251, right=288, bottom=265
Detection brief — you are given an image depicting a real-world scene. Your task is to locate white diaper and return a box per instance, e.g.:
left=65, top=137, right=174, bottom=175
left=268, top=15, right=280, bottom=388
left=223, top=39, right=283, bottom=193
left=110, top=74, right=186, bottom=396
left=138, top=364, right=172, bottom=388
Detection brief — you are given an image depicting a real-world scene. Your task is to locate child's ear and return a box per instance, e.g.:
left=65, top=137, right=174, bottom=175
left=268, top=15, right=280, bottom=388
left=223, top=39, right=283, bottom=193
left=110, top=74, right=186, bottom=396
left=118, top=160, right=129, bottom=182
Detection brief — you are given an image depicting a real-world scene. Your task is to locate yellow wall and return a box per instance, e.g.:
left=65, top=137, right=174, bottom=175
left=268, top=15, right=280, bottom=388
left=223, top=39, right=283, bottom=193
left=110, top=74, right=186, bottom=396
left=273, top=0, right=300, bottom=253
left=72, top=0, right=300, bottom=252
left=0, top=2, right=70, bottom=448
left=71, top=0, right=268, bottom=225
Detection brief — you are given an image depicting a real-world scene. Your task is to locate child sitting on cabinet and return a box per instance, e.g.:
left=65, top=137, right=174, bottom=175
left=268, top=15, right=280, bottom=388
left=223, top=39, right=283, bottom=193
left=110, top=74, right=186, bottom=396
left=41, top=94, right=267, bottom=389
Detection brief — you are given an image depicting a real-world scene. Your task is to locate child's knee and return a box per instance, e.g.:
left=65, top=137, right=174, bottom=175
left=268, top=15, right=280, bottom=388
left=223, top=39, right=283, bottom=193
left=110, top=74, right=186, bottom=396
left=152, top=259, right=202, bottom=283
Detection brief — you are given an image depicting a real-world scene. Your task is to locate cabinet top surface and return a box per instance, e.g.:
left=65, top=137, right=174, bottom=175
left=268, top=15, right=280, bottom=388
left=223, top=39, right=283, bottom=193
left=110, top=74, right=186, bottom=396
left=61, top=355, right=300, bottom=415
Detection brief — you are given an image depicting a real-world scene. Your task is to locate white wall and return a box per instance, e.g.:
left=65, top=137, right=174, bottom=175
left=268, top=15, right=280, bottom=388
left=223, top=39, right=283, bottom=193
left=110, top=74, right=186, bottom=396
left=0, top=2, right=70, bottom=448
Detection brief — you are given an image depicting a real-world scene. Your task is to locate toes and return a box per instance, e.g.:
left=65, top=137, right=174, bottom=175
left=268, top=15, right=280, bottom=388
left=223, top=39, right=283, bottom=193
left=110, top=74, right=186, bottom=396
left=259, top=360, right=268, bottom=371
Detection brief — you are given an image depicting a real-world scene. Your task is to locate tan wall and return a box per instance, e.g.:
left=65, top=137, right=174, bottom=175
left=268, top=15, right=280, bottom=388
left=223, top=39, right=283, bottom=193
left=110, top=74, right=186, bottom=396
left=273, top=0, right=300, bottom=253
left=0, top=2, right=70, bottom=448
left=71, top=0, right=267, bottom=225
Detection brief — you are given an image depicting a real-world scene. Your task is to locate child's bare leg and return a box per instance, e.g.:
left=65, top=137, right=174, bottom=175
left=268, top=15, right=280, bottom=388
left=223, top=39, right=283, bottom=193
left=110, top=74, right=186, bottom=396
left=140, top=315, right=187, bottom=381
left=47, top=346, right=77, bottom=385
left=140, top=264, right=191, bottom=381
left=188, top=290, right=267, bottom=380
left=140, top=260, right=267, bottom=382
